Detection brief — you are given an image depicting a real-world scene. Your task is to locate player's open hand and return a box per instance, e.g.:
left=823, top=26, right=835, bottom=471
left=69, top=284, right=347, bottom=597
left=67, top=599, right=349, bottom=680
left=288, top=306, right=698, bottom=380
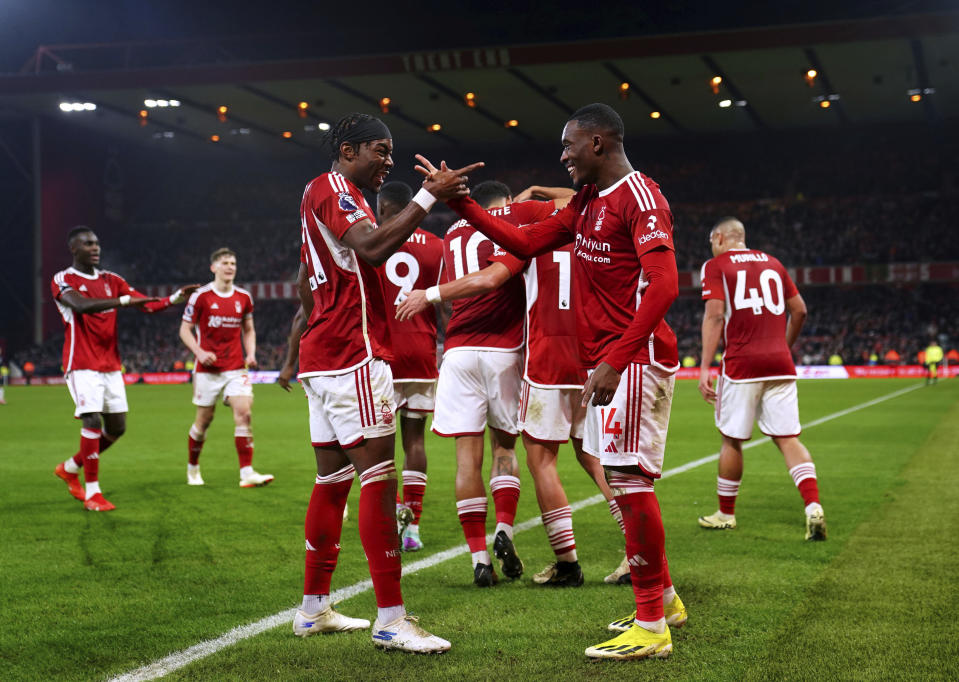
left=582, top=362, right=621, bottom=407
left=698, top=368, right=717, bottom=404
left=396, top=289, right=430, bottom=321
left=277, top=365, right=295, bottom=392
left=198, top=349, right=217, bottom=367
left=174, top=283, right=203, bottom=302
left=415, top=154, right=484, bottom=201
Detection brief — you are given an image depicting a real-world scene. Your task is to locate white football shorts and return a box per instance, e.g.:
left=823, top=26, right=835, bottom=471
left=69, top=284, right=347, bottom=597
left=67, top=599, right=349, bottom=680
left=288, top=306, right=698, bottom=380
left=715, top=376, right=801, bottom=440
left=518, top=382, right=585, bottom=443
left=432, top=349, right=522, bottom=437
left=393, top=380, right=436, bottom=419
left=66, top=370, right=128, bottom=417
left=582, top=363, right=675, bottom=478
left=301, top=358, right=396, bottom=448
left=192, top=369, right=253, bottom=407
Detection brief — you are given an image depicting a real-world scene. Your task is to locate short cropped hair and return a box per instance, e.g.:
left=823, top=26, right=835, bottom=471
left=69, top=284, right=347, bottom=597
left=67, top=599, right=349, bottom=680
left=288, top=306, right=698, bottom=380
left=567, top=103, right=625, bottom=139
left=210, top=247, right=236, bottom=263
left=378, top=181, right=413, bottom=207
left=470, top=180, right=512, bottom=209
left=67, top=225, right=93, bottom=246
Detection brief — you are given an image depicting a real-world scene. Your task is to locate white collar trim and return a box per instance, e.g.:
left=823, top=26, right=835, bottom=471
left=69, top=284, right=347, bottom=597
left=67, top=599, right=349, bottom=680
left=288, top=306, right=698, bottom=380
left=598, top=171, right=638, bottom=197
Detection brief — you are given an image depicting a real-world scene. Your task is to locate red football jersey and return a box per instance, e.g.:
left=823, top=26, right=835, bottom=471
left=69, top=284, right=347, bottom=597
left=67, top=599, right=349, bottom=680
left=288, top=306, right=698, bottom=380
left=569, top=172, right=679, bottom=370
left=51, top=268, right=147, bottom=372
left=298, top=171, right=394, bottom=376
left=382, top=228, right=444, bottom=381
left=182, top=284, right=254, bottom=373
left=524, top=244, right=586, bottom=387
left=443, top=201, right=553, bottom=352
left=700, top=249, right=799, bottom=381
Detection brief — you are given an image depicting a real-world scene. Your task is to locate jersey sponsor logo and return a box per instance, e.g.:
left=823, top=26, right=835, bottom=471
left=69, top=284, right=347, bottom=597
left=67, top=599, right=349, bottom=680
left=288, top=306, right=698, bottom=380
left=208, top=315, right=242, bottom=329
left=637, top=229, right=669, bottom=246
left=593, top=205, right=606, bottom=231
left=729, top=252, right=769, bottom=263
left=574, top=233, right=613, bottom=265
left=211, top=302, right=219, bottom=309
left=646, top=215, right=658, bottom=231
left=492, top=244, right=507, bottom=257
left=337, top=192, right=359, bottom=212
left=235, top=300, right=242, bottom=313
left=78, top=284, right=88, bottom=292
left=345, top=209, right=367, bottom=224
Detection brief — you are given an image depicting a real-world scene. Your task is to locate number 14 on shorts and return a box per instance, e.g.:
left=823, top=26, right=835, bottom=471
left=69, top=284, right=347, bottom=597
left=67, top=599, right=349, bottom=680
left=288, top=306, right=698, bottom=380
left=602, top=407, right=622, bottom=454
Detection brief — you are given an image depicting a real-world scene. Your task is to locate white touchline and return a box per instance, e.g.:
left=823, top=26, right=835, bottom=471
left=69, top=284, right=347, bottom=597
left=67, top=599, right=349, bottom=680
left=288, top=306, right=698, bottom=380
left=108, top=381, right=924, bottom=682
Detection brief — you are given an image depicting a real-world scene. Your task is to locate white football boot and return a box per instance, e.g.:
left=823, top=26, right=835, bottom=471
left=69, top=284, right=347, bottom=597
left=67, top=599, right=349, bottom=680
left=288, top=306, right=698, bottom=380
left=293, top=606, right=370, bottom=637
left=371, top=615, right=451, bottom=654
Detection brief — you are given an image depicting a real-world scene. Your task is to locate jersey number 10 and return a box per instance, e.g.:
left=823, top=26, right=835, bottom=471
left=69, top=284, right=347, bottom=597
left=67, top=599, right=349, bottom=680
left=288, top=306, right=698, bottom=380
left=733, top=268, right=785, bottom=316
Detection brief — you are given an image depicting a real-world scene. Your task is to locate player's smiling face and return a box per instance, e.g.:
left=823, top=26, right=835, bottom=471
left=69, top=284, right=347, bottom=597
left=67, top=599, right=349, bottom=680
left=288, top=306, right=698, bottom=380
left=357, top=138, right=394, bottom=192
left=560, top=121, right=598, bottom=190
left=211, top=256, right=237, bottom=284
left=71, top=231, right=100, bottom=268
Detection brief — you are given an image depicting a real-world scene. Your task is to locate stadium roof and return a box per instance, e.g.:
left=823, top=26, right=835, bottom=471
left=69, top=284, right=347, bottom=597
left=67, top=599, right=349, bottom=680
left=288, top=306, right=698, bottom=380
left=0, top=12, right=956, bottom=157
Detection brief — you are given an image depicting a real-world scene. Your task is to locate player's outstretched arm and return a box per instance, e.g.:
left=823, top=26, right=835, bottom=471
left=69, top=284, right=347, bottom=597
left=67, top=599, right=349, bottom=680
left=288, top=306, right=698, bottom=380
left=132, top=283, right=203, bottom=313
left=58, top=289, right=161, bottom=315
left=342, top=160, right=483, bottom=267
left=278, top=306, right=306, bottom=392
left=416, top=154, right=572, bottom=259
left=514, top=185, right=576, bottom=209
left=698, top=299, right=725, bottom=404
left=395, top=263, right=512, bottom=321
left=584, top=247, right=679, bottom=407
left=784, top=294, right=807, bottom=349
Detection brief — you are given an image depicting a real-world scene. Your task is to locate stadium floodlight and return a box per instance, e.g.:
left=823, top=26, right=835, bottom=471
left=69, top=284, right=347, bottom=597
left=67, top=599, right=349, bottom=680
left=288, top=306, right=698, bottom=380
left=318, top=122, right=331, bottom=131
left=156, top=99, right=169, bottom=107
left=144, top=99, right=157, bottom=108
left=719, top=99, right=732, bottom=108
left=58, top=102, right=72, bottom=112
left=169, top=100, right=180, bottom=107
left=83, top=102, right=96, bottom=110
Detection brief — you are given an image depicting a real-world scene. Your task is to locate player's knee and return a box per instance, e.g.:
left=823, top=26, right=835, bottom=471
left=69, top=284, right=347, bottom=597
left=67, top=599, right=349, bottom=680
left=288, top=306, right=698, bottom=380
left=107, top=424, right=126, bottom=439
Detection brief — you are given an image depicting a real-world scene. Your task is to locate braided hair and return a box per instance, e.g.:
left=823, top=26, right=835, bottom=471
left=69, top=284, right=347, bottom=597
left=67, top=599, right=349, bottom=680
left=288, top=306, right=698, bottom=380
left=322, top=113, right=381, bottom=160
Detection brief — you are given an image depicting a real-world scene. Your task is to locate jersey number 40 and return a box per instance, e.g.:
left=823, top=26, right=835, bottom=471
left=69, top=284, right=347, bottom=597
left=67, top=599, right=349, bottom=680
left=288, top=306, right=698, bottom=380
left=733, top=268, right=784, bottom=316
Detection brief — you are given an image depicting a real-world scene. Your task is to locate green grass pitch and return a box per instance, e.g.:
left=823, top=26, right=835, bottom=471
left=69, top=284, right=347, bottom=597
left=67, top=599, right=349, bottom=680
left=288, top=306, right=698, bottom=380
left=1, top=378, right=957, bottom=681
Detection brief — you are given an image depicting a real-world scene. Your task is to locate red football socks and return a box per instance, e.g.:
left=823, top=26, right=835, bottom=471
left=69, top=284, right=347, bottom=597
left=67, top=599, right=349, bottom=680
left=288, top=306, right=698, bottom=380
left=79, top=428, right=101, bottom=483
left=490, top=475, right=520, bottom=527
left=402, top=470, right=427, bottom=524
left=303, top=465, right=353, bottom=596
left=358, top=460, right=403, bottom=608
left=234, top=426, right=253, bottom=469
left=456, top=496, right=489, bottom=554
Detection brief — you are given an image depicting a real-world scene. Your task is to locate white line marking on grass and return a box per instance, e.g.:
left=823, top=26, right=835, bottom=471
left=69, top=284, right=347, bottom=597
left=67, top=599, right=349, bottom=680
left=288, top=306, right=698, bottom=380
left=109, top=381, right=924, bottom=681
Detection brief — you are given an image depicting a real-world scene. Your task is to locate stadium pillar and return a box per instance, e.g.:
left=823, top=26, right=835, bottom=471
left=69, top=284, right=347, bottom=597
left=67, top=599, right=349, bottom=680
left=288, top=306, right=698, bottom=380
left=32, top=116, right=42, bottom=344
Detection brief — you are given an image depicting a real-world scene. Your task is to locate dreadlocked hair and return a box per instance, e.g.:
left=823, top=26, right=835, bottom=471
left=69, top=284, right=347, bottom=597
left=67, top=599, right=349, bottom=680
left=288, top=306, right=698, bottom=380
left=322, top=113, right=375, bottom=160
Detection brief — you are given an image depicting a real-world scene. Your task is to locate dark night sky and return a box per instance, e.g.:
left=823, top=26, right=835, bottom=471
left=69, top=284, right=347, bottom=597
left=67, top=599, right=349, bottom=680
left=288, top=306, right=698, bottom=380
left=1, top=0, right=952, bottom=72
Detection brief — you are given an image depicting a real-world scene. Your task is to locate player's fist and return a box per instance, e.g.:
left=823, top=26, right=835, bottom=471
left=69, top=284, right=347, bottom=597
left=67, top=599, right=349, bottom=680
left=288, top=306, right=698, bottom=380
left=396, top=289, right=430, bottom=321
left=698, top=368, right=716, bottom=404
left=245, top=354, right=257, bottom=370
left=172, top=283, right=203, bottom=304
left=198, top=349, right=217, bottom=366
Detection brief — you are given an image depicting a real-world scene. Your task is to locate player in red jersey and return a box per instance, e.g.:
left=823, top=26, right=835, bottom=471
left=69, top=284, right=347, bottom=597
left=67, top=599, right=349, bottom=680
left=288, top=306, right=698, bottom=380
left=509, top=185, right=627, bottom=588
left=398, top=181, right=549, bottom=588
left=417, top=103, right=687, bottom=660
left=697, top=217, right=826, bottom=541
left=179, top=247, right=273, bottom=489
left=51, top=227, right=198, bottom=511
left=292, top=112, right=479, bottom=653
left=376, top=182, right=444, bottom=552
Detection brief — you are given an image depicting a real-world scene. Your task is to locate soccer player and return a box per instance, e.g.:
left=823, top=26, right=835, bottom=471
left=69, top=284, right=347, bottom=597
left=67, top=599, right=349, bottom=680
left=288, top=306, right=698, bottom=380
left=397, top=180, right=548, bottom=588
left=923, top=339, right=944, bottom=385
left=52, top=227, right=197, bottom=511
left=179, top=247, right=273, bottom=488
left=417, top=103, right=687, bottom=660
left=511, top=185, right=626, bottom=588
left=292, top=112, right=478, bottom=653
left=376, top=181, right=444, bottom=552
left=696, top=217, right=826, bottom=541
